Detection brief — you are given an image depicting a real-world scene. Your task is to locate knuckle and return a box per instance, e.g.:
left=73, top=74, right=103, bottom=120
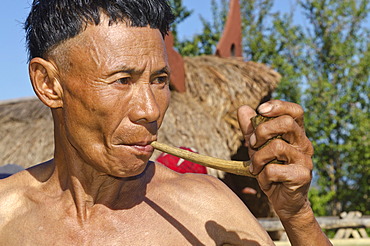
left=305, top=155, right=314, bottom=170
left=251, top=153, right=264, bottom=169
left=306, top=140, right=314, bottom=156
left=251, top=153, right=260, bottom=165
left=301, top=167, right=312, bottom=184
left=281, top=115, right=295, bottom=129
left=263, top=164, right=276, bottom=178
left=255, top=123, right=267, bottom=138
left=289, top=166, right=312, bottom=188
left=299, top=137, right=314, bottom=156
left=295, top=104, right=304, bottom=117
left=270, top=139, right=286, bottom=154
left=295, top=165, right=312, bottom=182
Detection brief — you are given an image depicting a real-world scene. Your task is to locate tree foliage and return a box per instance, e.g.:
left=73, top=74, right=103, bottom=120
left=240, top=0, right=305, bottom=103
left=169, top=0, right=226, bottom=56
left=300, top=0, right=370, bottom=215
left=168, top=0, right=193, bottom=46
left=169, top=0, right=370, bottom=216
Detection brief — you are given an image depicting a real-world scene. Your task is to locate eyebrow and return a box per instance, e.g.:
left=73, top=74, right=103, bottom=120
left=151, top=67, right=170, bottom=77
left=109, top=66, right=170, bottom=77
left=112, top=67, right=136, bottom=75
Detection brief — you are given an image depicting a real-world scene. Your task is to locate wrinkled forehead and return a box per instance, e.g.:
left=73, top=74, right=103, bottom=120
left=51, top=17, right=167, bottom=74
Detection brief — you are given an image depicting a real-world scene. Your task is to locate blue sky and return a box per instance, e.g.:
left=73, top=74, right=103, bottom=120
left=0, top=0, right=295, bottom=101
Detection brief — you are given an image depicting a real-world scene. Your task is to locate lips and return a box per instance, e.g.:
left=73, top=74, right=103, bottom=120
left=112, top=139, right=156, bottom=155
left=129, top=144, right=154, bottom=153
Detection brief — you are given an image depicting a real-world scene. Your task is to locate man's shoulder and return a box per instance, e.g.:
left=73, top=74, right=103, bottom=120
left=0, top=172, right=29, bottom=227
left=0, top=161, right=53, bottom=188
left=153, top=163, right=245, bottom=208
left=154, top=162, right=224, bottom=188
left=0, top=169, right=36, bottom=204
left=0, top=162, right=54, bottom=220
left=152, top=163, right=273, bottom=244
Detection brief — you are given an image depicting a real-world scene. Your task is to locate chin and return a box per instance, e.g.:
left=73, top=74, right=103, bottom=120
left=108, top=158, right=150, bottom=178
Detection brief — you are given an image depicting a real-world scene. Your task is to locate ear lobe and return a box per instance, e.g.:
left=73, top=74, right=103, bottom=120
left=29, top=58, right=63, bottom=108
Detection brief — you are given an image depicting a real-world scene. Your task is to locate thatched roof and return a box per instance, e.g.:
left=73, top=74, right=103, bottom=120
left=0, top=56, right=280, bottom=168
left=0, top=98, right=54, bottom=168
left=155, top=56, right=281, bottom=159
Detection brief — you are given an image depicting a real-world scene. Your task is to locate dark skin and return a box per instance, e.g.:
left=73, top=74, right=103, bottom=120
left=239, top=102, right=331, bottom=245
left=0, top=15, right=331, bottom=245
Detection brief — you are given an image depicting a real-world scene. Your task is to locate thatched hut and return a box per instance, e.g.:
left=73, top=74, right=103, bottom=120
left=0, top=56, right=280, bottom=169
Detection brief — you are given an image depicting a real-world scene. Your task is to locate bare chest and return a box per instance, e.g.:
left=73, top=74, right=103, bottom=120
left=0, top=204, right=214, bottom=246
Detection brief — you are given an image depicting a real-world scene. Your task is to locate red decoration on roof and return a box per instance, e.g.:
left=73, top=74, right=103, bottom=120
left=215, top=0, right=243, bottom=58
left=164, top=0, right=243, bottom=92
left=165, top=32, right=186, bottom=92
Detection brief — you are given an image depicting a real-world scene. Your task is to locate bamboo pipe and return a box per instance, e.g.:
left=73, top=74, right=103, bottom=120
left=151, top=115, right=278, bottom=177
left=151, top=141, right=256, bottom=177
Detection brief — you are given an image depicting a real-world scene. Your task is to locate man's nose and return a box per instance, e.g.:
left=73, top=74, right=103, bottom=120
left=129, top=84, right=160, bottom=124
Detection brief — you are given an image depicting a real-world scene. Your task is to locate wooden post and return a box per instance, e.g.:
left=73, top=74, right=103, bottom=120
left=334, top=211, right=369, bottom=239
left=258, top=211, right=370, bottom=241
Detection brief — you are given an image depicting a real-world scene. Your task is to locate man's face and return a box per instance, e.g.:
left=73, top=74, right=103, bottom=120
left=54, top=18, right=170, bottom=177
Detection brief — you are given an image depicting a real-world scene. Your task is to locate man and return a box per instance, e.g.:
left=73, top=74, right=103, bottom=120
left=0, top=0, right=331, bottom=245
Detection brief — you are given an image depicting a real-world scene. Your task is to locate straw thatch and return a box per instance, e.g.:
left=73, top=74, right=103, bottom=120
left=0, top=56, right=280, bottom=169
left=0, top=98, right=54, bottom=168
left=154, top=56, right=281, bottom=160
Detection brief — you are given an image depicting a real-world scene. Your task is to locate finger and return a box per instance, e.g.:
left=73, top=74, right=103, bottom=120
left=257, top=164, right=312, bottom=192
left=237, top=105, right=257, bottom=146
left=250, top=115, right=313, bottom=155
left=251, top=139, right=313, bottom=175
left=257, top=100, right=305, bottom=128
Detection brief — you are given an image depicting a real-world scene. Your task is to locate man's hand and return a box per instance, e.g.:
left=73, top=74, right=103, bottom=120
left=238, top=100, right=333, bottom=245
left=237, top=100, right=313, bottom=220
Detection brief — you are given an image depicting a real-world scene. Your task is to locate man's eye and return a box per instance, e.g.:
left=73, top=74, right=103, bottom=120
left=116, top=77, right=130, bottom=84
left=153, top=76, right=169, bottom=85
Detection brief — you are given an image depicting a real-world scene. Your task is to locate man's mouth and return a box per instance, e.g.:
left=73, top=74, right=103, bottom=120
left=113, top=139, right=156, bottom=154
left=129, top=144, right=154, bottom=153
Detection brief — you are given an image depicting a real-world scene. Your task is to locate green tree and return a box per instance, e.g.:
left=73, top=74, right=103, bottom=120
left=168, top=0, right=193, bottom=46
left=240, top=0, right=370, bottom=216
left=170, top=0, right=227, bottom=56
left=171, top=0, right=370, bottom=216
left=300, top=0, right=370, bottom=215
left=240, top=0, right=305, bottom=103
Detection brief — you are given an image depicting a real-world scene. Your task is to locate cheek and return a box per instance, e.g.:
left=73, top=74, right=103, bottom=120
left=159, top=87, right=171, bottom=109
left=62, top=86, right=119, bottom=146
left=157, top=87, right=171, bottom=123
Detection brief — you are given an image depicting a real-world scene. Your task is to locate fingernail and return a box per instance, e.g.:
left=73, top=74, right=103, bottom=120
left=250, top=133, right=256, bottom=147
left=258, top=103, right=273, bottom=114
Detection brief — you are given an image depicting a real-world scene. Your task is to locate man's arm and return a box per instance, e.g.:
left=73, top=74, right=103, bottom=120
left=237, top=100, right=332, bottom=246
left=280, top=203, right=332, bottom=245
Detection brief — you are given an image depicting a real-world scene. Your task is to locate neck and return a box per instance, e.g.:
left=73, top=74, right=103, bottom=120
left=46, top=142, right=153, bottom=222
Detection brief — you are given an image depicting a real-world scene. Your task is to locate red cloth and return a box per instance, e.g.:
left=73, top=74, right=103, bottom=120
left=156, top=147, right=207, bottom=174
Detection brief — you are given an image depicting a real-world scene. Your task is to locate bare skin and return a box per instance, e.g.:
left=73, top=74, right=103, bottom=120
left=0, top=16, right=331, bottom=245
left=238, top=101, right=332, bottom=245
left=0, top=161, right=273, bottom=245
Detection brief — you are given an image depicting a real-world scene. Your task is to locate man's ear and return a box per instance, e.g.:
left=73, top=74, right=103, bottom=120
left=29, top=57, right=63, bottom=108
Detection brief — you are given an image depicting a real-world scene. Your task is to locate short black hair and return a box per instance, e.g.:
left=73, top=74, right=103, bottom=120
left=24, top=0, right=175, bottom=61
